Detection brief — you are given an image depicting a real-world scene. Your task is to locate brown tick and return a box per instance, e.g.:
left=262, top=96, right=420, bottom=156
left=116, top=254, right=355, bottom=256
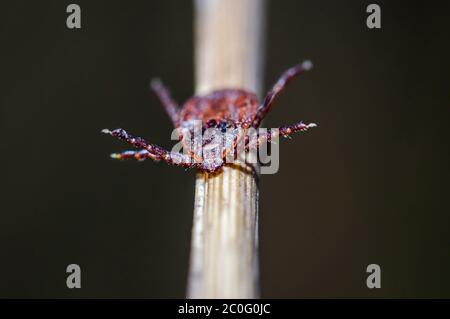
left=102, top=61, right=317, bottom=172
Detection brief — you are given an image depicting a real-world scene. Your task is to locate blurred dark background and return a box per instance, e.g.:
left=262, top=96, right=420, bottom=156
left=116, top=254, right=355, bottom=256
left=1, top=0, right=449, bottom=298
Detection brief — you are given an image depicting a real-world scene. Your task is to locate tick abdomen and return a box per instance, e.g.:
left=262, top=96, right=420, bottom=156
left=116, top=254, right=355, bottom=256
left=179, top=89, right=258, bottom=124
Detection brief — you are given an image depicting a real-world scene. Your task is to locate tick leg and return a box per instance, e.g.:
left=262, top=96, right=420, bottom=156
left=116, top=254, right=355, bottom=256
left=278, top=121, right=317, bottom=137
left=109, top=150, right=158, bottom=161
left=102, top=128, right=195, bottom=168
left=246, top=121, right=317, bottom=150
left=249, top=60, right=313, bottom=128
left=150, top=78, right=180, bottom=127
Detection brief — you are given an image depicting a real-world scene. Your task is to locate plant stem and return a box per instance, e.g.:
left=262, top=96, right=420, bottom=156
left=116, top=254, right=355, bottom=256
left=187, top=0, right=266, bottom=299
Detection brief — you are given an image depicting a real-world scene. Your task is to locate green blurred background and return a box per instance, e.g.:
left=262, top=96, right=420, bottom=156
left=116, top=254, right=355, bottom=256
left=1, top=0, right=449, bottom=298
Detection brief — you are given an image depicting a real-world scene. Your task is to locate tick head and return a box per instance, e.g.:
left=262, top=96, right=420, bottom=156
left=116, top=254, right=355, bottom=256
left=204, top=119, right=235, bottom=133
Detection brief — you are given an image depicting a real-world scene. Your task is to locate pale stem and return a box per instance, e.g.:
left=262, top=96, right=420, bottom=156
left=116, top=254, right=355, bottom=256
left=187, top=0, right=266, bottom=299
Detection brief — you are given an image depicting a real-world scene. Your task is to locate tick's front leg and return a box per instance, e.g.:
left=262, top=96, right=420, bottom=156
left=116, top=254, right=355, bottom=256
left=109, top=149, right=159, bottom=161
left=279, top=121, right=317, bottom=137
left=102, top=128, right=195, bottom=168
left=246, top=121, right=317, bottom=150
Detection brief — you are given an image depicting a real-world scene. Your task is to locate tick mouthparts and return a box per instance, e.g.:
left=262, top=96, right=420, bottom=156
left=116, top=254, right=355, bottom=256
left=101, top=129, right=112, bottom=134
left=301, top=60, right=313, bottom=71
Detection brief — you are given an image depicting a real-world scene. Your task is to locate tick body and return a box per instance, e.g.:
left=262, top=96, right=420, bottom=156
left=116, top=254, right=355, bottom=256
left=180, top=89, right=258, bottom=125
left=102, top=60, right=317, bottom=172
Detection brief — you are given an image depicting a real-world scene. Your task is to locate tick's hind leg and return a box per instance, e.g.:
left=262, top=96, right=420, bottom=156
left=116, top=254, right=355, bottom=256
left=150, top=79, right=180, bottom=127
left=102, top=128, right=195, bottom=168
left=250, top=60, right=313, bottom=128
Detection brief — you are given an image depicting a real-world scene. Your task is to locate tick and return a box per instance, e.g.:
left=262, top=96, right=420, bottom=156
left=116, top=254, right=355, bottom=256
left=102, top=60, right=317, bottom=172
